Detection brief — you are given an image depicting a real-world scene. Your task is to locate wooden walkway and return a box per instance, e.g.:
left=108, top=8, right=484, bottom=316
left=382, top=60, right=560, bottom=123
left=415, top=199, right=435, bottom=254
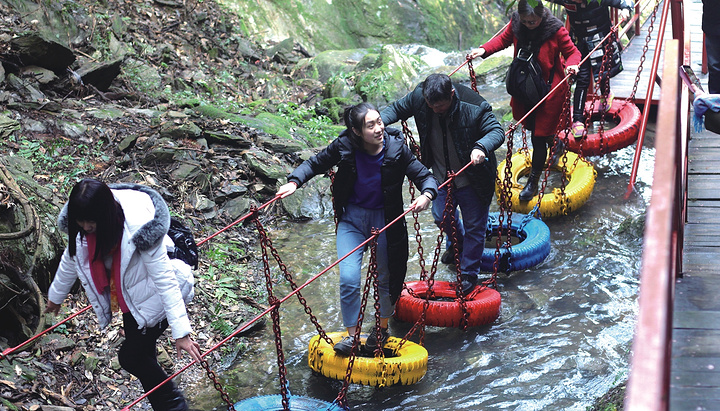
left=670, top=0, right=717, bottom=409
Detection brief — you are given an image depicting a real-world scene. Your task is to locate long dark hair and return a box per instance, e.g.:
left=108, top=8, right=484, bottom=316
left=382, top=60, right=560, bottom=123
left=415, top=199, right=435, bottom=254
left=343, top=102, right=379, bottom=150
left=518, top=0, right=545, bottom=18
left=67, top=178, right=125, bottom=260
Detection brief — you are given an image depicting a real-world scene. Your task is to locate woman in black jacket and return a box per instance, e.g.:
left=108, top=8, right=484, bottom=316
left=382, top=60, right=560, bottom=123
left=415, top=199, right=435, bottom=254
left=276, top=102, right=438, bottom=355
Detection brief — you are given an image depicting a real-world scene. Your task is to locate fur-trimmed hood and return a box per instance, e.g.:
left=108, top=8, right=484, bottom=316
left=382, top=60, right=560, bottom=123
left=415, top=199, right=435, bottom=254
left=57, top=183, right=170, bottom=251
left=511, top=8, right=565, bottom=51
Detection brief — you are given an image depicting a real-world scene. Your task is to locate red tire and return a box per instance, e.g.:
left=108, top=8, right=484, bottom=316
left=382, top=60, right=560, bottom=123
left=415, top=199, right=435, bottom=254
left=394, top=281, right=501, bottom=328
left=566, top=100, right=641, bottom=156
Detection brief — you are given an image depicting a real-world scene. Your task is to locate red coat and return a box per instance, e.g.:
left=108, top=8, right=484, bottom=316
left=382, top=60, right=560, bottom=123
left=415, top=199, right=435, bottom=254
left=482, top=12, right=581, bottom=136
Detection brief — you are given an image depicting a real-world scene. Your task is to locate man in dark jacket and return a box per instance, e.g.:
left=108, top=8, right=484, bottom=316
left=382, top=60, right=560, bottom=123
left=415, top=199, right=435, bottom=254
left=381, top=73, right=505, bottom=295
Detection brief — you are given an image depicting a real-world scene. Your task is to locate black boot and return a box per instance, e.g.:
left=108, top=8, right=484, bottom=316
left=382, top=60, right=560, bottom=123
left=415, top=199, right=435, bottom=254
left=548, top=138, right=565, bottom=168
left=149, top=381, right=189, bottom=411
left=519, top=171, right=540, bottom=201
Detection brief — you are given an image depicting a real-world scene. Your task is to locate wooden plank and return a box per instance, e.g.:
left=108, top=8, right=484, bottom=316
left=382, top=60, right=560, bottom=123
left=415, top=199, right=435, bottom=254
left=671, top=329, right=720, bottom=357
left=675, top=271, right=720, bottom=314
left=674, top=311, right=720, bottom=329
left=671, top=357, right=720, bottom=373
left=671, top=371, right=720, bottom=387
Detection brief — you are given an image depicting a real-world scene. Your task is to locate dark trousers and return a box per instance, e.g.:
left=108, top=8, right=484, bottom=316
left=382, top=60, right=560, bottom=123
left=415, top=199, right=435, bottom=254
left=119, top=313, right=179, bottom=410
left=706, top=32, right=720, bottom=94
left=573, top=58, right=611, bottom=123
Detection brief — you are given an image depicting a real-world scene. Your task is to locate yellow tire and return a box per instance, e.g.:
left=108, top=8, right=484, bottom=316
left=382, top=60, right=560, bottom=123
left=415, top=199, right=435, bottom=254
left=308, top=331, right=428, bottom=387
left=496, top=150, right=596, bottom=218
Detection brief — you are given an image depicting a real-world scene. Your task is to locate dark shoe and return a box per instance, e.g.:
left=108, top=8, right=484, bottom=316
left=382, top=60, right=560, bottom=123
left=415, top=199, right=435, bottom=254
left=518, top=171, right=540, bottom=201
left=364, top=327, right=389, bottom=353
left=149, top=381, right=189, bottom=411
left=333, top=335, right=356, bottom=356
left=441, top=247, right=462, bottom=264
left=166, top=393, right=189, bottom=411
left=548, top=138, right=565, bottom=168
left=460, top=274, right=478, bottom=296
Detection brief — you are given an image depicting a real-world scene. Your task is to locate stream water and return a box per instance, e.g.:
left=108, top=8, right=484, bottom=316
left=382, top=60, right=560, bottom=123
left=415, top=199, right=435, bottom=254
left=188, top=49, right=657, bottom=410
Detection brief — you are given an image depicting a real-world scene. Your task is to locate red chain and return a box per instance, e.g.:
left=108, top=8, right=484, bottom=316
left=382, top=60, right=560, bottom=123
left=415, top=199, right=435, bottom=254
left=334, top=235, right=378, bottom=407
left=254, top=211, right=290, bottom=410
left=468, top=58, right=479, bottom=92
left=199, top=358, right=236, bottom=411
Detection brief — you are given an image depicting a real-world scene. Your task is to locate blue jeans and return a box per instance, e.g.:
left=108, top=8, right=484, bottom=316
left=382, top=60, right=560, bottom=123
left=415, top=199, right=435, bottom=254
left=432, top=185, right=490, bottom=279
left=336, top=204, right=393, bottom=329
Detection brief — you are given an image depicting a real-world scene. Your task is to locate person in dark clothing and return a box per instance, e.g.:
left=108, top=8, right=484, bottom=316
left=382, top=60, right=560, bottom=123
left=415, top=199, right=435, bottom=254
left=277, top=102, right=437, bottom=355
left=381, top=74, right=505, bottom=296
left=703, top=0, right=720, bottom=94
left=550, top=0, right=634, bottom=137
left=470, top=0, right=581, bottom=201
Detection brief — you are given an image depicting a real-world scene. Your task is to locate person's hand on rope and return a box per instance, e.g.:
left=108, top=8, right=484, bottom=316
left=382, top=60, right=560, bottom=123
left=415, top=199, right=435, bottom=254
left=565, top=65, right=579, bottom=77
left=470, top=148, right=486, bottom=165
left=411, top=192, right=432, bottom=212
left=176, top=334, right=202, bottom=363
left=44, top=300, right=61, bottom=315
left=468, top=47, right=485, bottom=60
left=276, top=181, right=298, bottom=198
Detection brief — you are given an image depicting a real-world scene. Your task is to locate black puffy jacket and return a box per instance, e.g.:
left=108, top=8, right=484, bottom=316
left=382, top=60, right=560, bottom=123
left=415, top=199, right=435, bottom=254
left=381, top=82, right=505, bottom=205
left=287, top=127, right=438, bottom=303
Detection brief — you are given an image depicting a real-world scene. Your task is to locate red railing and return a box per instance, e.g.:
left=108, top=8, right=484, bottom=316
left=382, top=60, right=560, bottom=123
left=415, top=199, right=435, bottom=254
left=624, top=0, right=693, bottom=404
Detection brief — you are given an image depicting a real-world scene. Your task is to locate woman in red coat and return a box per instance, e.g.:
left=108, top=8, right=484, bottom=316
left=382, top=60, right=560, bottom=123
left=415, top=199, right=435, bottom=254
left=470, top=0, right=581, bottom=200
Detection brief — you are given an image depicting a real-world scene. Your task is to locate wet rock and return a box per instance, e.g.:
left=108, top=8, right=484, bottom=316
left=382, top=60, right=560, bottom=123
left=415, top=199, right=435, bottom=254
left=280, top=177, right=333, bottom=220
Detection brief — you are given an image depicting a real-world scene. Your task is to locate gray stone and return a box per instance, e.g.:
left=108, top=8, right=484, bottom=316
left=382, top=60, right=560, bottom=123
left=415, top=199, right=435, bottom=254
left=243, top=150, right=289, bottom=181
left=258, top=136, right=305, bottom=154
left=39, top=333, right=76, bottom=352
left=205, top=130, right=252, bottom=148
left=19, top=65, right=57, bottom=84
left=220, top=196, right=251, bottom=220
left=280, top=177, right=333, bottom=220
left=0, top=114, right=21, bottom=138
left=160, top=120, right=202, bottom=139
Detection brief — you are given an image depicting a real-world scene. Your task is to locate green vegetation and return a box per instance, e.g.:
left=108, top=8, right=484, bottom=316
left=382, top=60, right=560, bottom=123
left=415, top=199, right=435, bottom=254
left=14, top=137, right=107, bottom=193
left=199, top=239, right=260, bottom=337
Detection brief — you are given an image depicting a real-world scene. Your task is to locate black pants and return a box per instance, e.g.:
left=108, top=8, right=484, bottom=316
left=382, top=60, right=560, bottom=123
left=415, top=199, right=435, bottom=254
left=119, top=313, right=179, bottom=410
left=531, top=134, right=554, bottom=173
left=573, top=57, right=611, bottom=123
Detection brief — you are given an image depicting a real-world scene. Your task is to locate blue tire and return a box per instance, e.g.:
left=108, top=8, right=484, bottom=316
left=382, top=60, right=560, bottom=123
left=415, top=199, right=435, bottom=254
left=233, top=394, right=335, bottom=410
left=480, top=212, right=551, bottom=273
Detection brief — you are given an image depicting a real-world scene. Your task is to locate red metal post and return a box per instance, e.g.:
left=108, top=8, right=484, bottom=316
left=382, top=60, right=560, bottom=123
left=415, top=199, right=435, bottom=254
left=624, top=39, right=680, bottom=411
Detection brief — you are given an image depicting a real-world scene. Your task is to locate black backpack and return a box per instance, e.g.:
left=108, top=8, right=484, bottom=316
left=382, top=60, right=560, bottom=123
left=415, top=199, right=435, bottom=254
left=505, top=47, right=553, bottom=109
left=167, top=217, right=199, bottom=269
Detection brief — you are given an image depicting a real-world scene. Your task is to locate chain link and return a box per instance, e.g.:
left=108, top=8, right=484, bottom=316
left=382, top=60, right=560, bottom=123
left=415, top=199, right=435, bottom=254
left=253, top=209, right=290, bottom=410
left=199, top=358, right=236, bottom=411
left=253, top=208, right=334, bottom=346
